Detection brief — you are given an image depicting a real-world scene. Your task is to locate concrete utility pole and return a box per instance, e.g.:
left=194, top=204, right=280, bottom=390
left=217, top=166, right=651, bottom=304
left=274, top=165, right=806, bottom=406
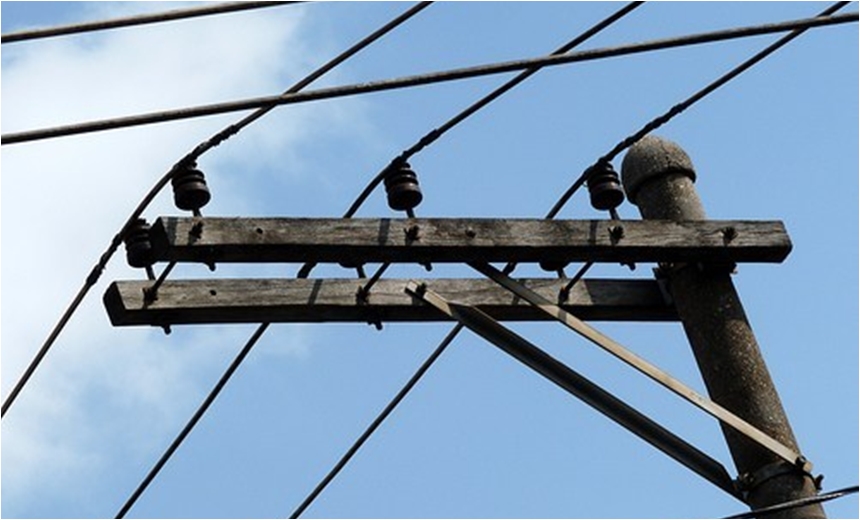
left=621, top=135, right=824, bottom=518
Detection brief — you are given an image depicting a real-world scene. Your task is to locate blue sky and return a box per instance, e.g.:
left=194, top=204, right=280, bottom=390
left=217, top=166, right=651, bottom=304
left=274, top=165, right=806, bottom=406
left=1, top=2, right=857, bottom=518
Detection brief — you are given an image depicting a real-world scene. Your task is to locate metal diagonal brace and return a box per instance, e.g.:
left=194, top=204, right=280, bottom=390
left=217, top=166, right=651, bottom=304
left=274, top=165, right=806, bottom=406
left=467, top=261, right=810, bottom=474
left=404, top=281, right=743, bottom=501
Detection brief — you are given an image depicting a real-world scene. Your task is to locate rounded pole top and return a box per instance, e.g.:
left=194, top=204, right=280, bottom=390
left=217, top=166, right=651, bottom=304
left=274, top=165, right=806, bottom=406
left=621, top=135, right=696, bottom=206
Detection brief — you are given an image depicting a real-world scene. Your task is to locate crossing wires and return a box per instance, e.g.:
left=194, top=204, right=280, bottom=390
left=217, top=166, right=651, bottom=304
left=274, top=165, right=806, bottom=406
left=1, top=1, right=433, bottom=419
left=3, top=11, right=856, bottom=145
left=289, top=3, right=644, bottom=515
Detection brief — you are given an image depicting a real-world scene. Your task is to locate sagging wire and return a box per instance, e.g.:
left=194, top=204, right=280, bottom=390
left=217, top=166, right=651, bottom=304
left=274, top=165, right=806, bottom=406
left=1, top=0, right=432, bottom=418
left=514, top=1, right=852, bottom=293
left=287, top=5, right=644, bottom=515
left=4, top=11, right=856, bottom=146
left=289, top=324, right=464, bottom=519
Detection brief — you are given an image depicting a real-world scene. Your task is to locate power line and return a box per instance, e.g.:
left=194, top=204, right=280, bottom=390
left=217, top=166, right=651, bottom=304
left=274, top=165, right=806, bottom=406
left=3, top=11, right=856, bottom=146
left=105, top=4, right=435, bottom=516
left=298, top=1, right=643, bottom=278
left=1, top=1, right=433, bottom=420
left=341, top=1, right=644, bottom=220
left=545, top=1, right=851, bottom=221
left=1, top=2, right=302, bottom=44
left=724, top=485, right=859, bottom=519
left=288, top=6, right=644, bottom=512
left=114, top=323, right=270, bottom=519
left=289, top=324, right=463, bottom=519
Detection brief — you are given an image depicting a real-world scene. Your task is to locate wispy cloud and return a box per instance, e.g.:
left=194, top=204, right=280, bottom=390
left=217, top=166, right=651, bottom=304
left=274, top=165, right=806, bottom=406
left=1, top=3, right=362, bottom=516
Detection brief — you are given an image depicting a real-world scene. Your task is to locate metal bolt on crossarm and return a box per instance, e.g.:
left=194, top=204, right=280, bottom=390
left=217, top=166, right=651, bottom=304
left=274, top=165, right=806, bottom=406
left=621, top=135, right=824, bottom=518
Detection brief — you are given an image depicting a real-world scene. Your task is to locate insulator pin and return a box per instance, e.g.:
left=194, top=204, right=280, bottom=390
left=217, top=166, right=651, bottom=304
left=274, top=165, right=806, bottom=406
left=124, top=218, right=154, bottom=268
left=384, top=162, right=423, bottom=211
left=172, top=165, right=211, bottom=211
left=586, top=161, right=625, bottom=211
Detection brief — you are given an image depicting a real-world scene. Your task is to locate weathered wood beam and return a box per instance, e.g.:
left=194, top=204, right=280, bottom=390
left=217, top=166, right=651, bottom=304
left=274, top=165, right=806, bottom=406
left=104, top=278, right=677, bottom=326
left=148, top=217, right=791, bottom=265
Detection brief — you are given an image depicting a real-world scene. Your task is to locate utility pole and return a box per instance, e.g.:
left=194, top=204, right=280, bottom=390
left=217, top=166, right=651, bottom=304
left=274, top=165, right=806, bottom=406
left=621, top=135, right=824, bottom=518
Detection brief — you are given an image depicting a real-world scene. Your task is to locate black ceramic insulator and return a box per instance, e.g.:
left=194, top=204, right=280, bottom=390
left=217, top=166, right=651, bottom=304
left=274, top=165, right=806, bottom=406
left=384, top=162, right=423, bottom=211
left=124, top=218, right=154, bottom=268
left=586, top=162, right=625, bottom=211
left=172, top=166, right=211, bottom=211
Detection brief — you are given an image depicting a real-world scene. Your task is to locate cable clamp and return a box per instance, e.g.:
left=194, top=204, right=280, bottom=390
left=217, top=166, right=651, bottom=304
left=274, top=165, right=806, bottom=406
left=736, top=460, right=823, bottom=496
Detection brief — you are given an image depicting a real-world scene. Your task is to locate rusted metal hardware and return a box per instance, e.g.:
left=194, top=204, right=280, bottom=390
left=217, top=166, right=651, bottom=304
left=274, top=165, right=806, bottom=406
left=469, top=261, right=811, bottom=473
left=558, top=261, right=595, bottom=303
left=736, top=459, right=822, bottom=497
left=355, top=263, right=391, bottom=331
left=384, top=161, right=423, bottom=211
left=405, top=280, right=742, bottom=501
left=143, top=261, right=176, bottom=305
left=171, top=164, right=211, bottom=212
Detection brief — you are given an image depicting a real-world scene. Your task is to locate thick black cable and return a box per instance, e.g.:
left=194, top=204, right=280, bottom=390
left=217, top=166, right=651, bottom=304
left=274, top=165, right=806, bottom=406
left=0, top=2, right=432, bottom=419
left=546, top=1, right=850, bottom=220
left=290, top=324, right=463, bottom=518
left=291, top=6, right=856, bottom=517
left=296, top=2, right=645, bottom=280
left=1, top=2, right=301, bottom=44
left=4, top=11, right=856, bottom=146
left=289, top=8, right=643, bottom=514
left=115, top=323, right=270, bottom=519
left=107, top=5, right=434, bottom=516
left=341, top=1, right=644, bottom=221
left=724, top=485, right=859, bottom=519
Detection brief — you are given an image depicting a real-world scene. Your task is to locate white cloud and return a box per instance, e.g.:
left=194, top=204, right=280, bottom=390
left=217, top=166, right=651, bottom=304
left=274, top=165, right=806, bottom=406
left=1, top=3, right=361, bottom=516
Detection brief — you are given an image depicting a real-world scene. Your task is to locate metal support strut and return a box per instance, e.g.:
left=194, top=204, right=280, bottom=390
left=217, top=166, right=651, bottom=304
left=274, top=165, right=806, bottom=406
left=405, top=281, right=743, bottom=501
left=468, top=261, right=809, bottom=473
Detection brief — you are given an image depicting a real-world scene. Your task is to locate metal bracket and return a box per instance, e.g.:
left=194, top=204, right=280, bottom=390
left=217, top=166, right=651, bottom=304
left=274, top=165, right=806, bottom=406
left=467, top=261, right=811, bottom=474
left=405, top=280, right=743, bottom=501
left=736, top=460, right=823, bottom=496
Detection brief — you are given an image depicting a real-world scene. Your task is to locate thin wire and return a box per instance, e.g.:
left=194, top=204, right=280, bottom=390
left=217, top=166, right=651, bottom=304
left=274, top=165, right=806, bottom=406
left=4, top=11, right=856, bottom=146
left=724, top=485, right=859, bottom=519
left=114, top=323, right=270, bottom=519
left=290, top=324, right=463, bottom=519
left=2, top=2, right=301, bottom=44
left=289, top=7, right=643, bottom=514
left=341, top=1, right=644, bottom=221
left=546, top=1, right=851, bottom=220
left=296, top=2, right=645, bottom=280
left=1, top=2, right=432, bottom=419
left=108, top=5, right=435, bottom=515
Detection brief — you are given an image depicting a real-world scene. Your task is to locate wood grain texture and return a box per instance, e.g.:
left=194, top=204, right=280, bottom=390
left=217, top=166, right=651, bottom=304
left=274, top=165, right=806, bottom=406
left=104, top=277, right=677, bottom=326
left=148, top=217, right=791, bottom=265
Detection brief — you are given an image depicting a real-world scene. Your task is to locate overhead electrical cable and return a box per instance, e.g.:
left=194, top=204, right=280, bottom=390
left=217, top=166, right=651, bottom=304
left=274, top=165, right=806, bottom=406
left=105, top=4, right=434, bottom=516
left=341, top=1, right=644, bottom=220
left=288, top=4, right=645, bottom=513
left=114, top=323, right=270, bottom=519
left=298, top=4, right=854, bottom=513
left=545, top=0, right=851, bottom=220
left=0, top=1, right=432, bottom=419
left=2, top=11, right=855, bottom=146
left=1, top=2, right=301, bottom=44
left=289, top=325, right=463, bottom=519
left=724, top=485, right=859, bottom=519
